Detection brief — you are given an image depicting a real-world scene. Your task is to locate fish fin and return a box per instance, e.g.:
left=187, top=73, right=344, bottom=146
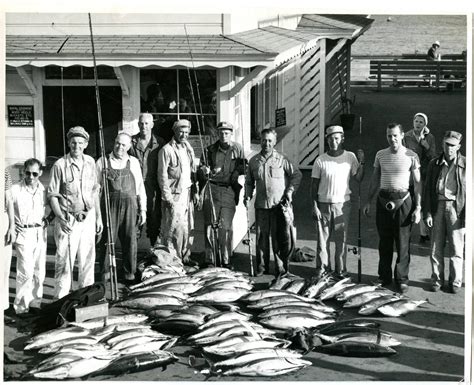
left=57, top=312, right=70, bottom=327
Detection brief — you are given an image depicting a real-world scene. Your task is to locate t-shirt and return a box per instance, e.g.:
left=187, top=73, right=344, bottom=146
left=311, top=151, right=359, bottom=203
left=374, top=147, right=420, bottom=191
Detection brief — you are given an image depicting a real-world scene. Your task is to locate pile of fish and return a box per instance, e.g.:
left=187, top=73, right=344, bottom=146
left=187, top=310, right=311, bottom=377
left=25, top=314, right=178, bottom=379
left=289, top=318, right=401, bottom=357
left=270, top=273, right=427, bottom=317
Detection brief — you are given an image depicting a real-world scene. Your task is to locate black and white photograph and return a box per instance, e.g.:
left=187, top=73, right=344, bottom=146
left=2, top=7, right=472, bottom=382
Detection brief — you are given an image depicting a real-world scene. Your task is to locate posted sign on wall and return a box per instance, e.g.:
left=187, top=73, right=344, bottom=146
left=8, top=105, right=34, bottom=127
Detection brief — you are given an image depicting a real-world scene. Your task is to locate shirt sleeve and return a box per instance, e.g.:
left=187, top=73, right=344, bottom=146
left=47, top=162, right=62, bottom=199
left=4, top=169, right=12, bottom=191
left=311, top=158, right=321, bottom=179
left=284, top=157, right=302, bottom=194
left=374, top=151, right=381, bottom=169
left=349, top=152, right=359, bottom=176
left=411, top=153, right=421, bottom=171
left=157, top=147, right=173, bottom=202
left=129, top=156, right=147, bottom=210
left=244, top=157, right=256, bottom=199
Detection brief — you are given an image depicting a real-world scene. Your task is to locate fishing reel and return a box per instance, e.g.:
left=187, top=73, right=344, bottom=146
left=348, top=246, right=359, bottom=255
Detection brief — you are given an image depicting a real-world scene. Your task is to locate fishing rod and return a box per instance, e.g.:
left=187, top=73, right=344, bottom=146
left=88, top=13, right=119, bottom=300
left=238, top=95, right=255, bottom=277
left=60, top=66, right=74, bottom=293
left=183, top=24, right=222, bottom=268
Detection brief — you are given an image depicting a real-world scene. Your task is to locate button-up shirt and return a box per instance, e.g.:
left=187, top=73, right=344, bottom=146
left=437, top=155, right=458, bottom=200
left=11, top=180, right=46, bottom=226
left=245, top=150, right=302, bottom=209
left=129, top=133, right=166, bottom=188
left=48, top=154, right=99, bottom=213
left=96, top=153, right=147, bottom=211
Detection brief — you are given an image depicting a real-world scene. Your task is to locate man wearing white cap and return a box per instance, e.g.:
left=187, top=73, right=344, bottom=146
left=197, top=121, right=246, bottom=269
left=48, top=126, right=103, bottom=299
left=158, top=119, right=198, bottom=264
left=311, top=125, right=364, bottom=278
left=423, top=130, right=465, bottom=294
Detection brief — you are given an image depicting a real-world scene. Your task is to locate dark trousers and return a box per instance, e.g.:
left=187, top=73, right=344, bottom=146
left=375, top=191, right=414, bottom=285
left=255, top=208, right=287, bottom=276
left=144, top=180, right=161, bottom=245
left=100, top=195, right=137, bottom=280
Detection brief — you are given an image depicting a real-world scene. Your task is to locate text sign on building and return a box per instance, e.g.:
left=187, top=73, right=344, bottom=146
left=8, top=105, right=34, bottom=127
left=275, top=108, right=286, bottom=128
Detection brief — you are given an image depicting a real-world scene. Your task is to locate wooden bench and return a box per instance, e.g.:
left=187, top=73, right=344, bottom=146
left=369, top=60, right=466, bottom=91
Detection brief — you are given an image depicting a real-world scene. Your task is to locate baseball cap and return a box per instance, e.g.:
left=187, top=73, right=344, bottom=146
left=217, top=121, right=234, bottom=131
left=443, top=130, right=462, bottom=145
left=67, top=126, right=90, bottom=141
left=325, top=125, right=344, bottom=137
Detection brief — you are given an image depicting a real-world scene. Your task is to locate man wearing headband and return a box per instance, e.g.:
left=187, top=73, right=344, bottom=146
left=48, top=126, right=103, bottom=299
left=158, top=119, right=198, bottom=265
left=311, top=125, right=365, bottom=279
left=97, top=132, right=147, bottom=284
left=423, top=130, right=465, bottom=294
left=403, top=112, right=437, bottom=244
left=363, top=123, right=421, bottom=294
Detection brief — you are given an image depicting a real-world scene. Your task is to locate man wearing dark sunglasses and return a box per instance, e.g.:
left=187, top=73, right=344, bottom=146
left=10, top=158, right=52, bottom=313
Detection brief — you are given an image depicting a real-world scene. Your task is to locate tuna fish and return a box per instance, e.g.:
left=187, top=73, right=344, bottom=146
left=38, top=337, right=100, bottom=354
left=258, top=306, right=335, bottom=320
left=105, top=329, right=170, bottom=346
left=199, top=311, right=252, bottom=328
left=336, top=284, right=380, bottom=301
left=342, top=290, right=392, bottom=308
left=117, top=338, right=178, bottom=354
left=95, top=351, right=178, bottom=375
left=358, top=294, right=403, bottom=315
left=314, top=330, right=400, bottom=347
left=32, top=356, right=115, bottom=379
left=189, top=288, right=251, bottom=303
left=147, top=305, right=188, bottom=319
left=302, top=275, right=336, bottom=299
left=377, top=299, right=428, bottom=317
left=203, top=338, right=291, bottom=357
left=283, top=279, right=307, bottom=294
left=316, top=318, right=380, bottom=334
left=320, top=283, right=356, bottom=301
left=259, top=314, right=334, bottom=331
left=273, top=202, right=297, bottom=272
left=315, top=341, right=397, bottom=357
left=117, top=294, right=185, bottom=310
left=128, top=272, right=181, bottom=291
left=208, top=357, right=311, bottom=376
left=25, top=327, right=91, bottom=350
left=69, top=314, right=148, bottom=329
left=246, top=294, right=316, bottom=309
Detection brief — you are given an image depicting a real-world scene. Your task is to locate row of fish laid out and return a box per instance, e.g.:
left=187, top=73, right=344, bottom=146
left=25, top=313, right=181, bottom=379
left=183, top=310, right=312, bottom=377
left=269, top=273, right=428, bottom=317
left=119, top=267, right=254, bottom=311
left=287, top=318, right=400, bottom=357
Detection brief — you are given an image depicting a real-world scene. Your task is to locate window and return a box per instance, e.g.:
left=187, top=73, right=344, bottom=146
left=45, top=65, right=117, bottom=79
left=140, top=68, right=217, bottom=141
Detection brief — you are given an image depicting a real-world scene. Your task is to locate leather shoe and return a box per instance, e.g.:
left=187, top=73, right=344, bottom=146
left=431, top=284, right=441, bottom=292
left=398, top=283, right=409, bottom=294
left=222, top=263, right=234, bottom=271
left=450, top=285, right=460, bottom=294
left=256, top=268, right=265, bottom=277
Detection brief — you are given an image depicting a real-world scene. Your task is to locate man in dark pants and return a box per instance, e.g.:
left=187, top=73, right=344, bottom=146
left=244, top=128, right=302, bottom=277
left=97, top=132, right=147, bottom=284
left=129, top=113, right=166, bottom=246
left=363, top=123, right=421, bottom=293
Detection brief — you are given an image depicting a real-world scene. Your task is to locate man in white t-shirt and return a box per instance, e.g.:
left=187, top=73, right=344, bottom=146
left=311, top=125, right=364, bottom=278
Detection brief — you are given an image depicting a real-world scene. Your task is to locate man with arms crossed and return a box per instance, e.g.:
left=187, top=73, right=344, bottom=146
left=363, top=123, right=421, bottom=293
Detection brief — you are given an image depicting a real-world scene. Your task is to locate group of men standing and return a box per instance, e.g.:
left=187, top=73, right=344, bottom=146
left=3, top=111, right=466, bottom=314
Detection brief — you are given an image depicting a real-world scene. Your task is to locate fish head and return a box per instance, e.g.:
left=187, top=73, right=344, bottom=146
left=33, top=363, right=71, bottom=379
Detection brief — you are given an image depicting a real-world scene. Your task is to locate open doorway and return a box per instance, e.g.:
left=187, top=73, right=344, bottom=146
left=43, top=86, right=122, bottom=159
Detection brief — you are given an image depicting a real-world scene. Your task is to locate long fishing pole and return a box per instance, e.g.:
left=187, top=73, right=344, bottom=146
left=88, top=13, right=118, bottom=300
left=60, top=66, right=74, bottom=293
left=357, top=117, right=363, bottom=283
left=238, top=94, right=254, bottom=277
left=184, top=24, right=222, bottom=267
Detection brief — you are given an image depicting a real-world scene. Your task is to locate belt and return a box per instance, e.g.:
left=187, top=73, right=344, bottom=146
left=20, top=223, right=42, bottom=228
left=210, top=181, right=230, bottom=188
left=378, top=192, right=410, bottom=212
left=380, top=189, right=409, bottom=194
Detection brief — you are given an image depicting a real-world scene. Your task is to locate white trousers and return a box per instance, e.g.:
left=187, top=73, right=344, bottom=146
left=3, top=212, right=12, bottom=311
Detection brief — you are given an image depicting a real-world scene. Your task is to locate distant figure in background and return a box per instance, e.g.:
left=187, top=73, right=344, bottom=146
left=403, top=112, right=437, bottom=244
left=427, top=41, right=440, bottom=61
left=129, top=113, right=166, bottom=246
left=423, top=131, right=465, bottom=294
left=97, top=132, right=147, bottom=284
left=4, top=169, right=14, bottom=312
left=11, top=159, right=52, bottom=313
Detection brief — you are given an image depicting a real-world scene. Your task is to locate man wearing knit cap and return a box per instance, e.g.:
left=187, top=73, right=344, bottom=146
left=403, top=112, right=437, bottom=243
left=197, top=121, right=246, bottom=269
left=48, top=126, right=103, bottom=299
left=158, top=119, right=199, bottom=265
left=423, top=130, right=465, bottom=294
left=311, top=125, right=365, bottom=278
